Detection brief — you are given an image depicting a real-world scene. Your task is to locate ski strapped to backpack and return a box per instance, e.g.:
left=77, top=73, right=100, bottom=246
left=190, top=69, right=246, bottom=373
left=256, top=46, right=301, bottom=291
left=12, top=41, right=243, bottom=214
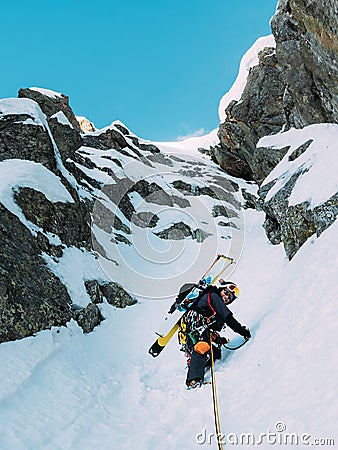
left=148, top=255, right=234, bottom=357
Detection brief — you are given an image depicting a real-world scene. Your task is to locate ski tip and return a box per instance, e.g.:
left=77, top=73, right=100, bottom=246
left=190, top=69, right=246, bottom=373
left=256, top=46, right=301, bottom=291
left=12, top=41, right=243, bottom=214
left=148, top=341, right=165, bottom=357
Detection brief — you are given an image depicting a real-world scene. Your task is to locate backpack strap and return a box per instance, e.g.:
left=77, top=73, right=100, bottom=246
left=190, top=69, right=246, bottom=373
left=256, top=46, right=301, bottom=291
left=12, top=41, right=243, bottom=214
left=206, top=292, right=217, bottom=324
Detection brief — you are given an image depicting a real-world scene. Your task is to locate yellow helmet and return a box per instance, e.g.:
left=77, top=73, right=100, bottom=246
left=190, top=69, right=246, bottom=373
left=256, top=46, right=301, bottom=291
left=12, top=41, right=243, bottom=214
left=218, top=280, right=239, bottom=303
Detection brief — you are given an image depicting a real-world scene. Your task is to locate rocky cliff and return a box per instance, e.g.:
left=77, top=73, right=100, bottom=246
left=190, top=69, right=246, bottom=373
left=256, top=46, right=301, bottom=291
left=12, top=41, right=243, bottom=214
left=212, top=0, right=338, bottom=259
left=0, top=0, right=337, bottom=343
left=0, top=90, right=138, bottom=342
left=213, top=0, right=338, bottom=182
left=0, top=87, right=241, bottom=343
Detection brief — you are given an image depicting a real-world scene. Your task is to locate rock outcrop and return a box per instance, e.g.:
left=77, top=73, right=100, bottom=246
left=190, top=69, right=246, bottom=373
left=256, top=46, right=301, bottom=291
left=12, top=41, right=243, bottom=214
left=0, top=89, right=139, bottom=343
left=212, top=0, right=338, bottom=183
left=0, top=86, right=240, bottom=342
left=257, top=123, right=338, bottom=259
left=18, top=88, right=82, bottom=133
left=0, top=203, right=72, bottom=342
left=1, top=0, right=337, bottom=342
left=210, top=0, right=338, bottom=260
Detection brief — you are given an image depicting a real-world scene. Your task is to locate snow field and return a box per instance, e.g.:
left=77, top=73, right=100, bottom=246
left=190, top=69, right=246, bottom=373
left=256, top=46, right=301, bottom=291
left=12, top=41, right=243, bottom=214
left=0, top=207, right=337, bottom=449
left=0, top=34, right=337, bottom=449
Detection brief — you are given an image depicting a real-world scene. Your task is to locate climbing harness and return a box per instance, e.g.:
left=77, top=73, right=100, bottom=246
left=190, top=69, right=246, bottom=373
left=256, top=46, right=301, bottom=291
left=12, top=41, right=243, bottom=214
left=149, top=254, right=235, bottom=357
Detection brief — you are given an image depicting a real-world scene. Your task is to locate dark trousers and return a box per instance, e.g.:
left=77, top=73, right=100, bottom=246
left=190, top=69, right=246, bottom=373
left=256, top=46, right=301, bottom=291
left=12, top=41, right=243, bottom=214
left=185, top=327, right=211, bottom=385
left=186, top=350, right=207, bottom=385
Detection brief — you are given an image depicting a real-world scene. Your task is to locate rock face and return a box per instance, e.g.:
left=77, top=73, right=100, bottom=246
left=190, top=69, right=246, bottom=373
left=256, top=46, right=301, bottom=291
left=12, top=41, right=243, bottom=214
left=1, top=86, right=239, bottom=342
left=1, top=1, right=336, bottom=341
left=253, top=123, right=338, bottom=259
left=210, top=0, right=338, bottom=260
left=214, top=47, right=287, bottom=180
left=271, top=0, right=338, bottom=127
left=0, top=88, right=139, bottom=343
left=76, top=116, right=96, bottom=133
left=0, top=203, right=72, bottom=342
left=212, top=0, right=338, bottom=183
left=18, top=88, right=82, bottom=133
left=15, top=187, right=91, bottom=249
left=18, top=88, right=83, bottom=162
left=0, top=107, right=58, bottom=171
left=259, top=175, right=338, bottom=260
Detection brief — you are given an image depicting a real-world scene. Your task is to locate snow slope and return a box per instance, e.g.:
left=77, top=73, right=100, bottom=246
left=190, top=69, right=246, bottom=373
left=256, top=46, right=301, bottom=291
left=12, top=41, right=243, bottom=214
left=0, top=33, right=337, bottom=450
left=259, top=123, right=338, bottom=208
left=0, top=153, right=337, bottom=449
left=86, top=137, right=244, bottom=300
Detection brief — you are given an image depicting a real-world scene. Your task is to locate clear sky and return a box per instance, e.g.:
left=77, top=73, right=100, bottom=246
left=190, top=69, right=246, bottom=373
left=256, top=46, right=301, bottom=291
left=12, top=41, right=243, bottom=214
left=1, top=0, right=277, bottom=141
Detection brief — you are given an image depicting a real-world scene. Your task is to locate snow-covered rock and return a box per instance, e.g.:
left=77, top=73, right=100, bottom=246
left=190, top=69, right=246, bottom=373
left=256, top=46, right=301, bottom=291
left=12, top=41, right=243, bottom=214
left=0, top=88, right=243, bottom=342
left=0, top=0, right=337, bottom=446
left=212, top=0, right=338, bottom=181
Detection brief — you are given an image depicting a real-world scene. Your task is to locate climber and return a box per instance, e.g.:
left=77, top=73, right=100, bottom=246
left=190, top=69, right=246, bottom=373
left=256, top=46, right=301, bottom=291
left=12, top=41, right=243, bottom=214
left=181, top=280, right=251, bottom=389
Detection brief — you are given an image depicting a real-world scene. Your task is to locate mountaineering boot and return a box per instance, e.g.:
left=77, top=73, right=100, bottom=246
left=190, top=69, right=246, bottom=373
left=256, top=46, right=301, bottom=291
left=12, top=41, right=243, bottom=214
left=187, top=379, right=203, bottom=390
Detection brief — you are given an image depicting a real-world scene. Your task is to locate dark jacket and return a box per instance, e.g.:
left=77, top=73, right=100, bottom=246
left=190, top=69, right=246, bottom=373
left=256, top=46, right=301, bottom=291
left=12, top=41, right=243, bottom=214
left=185, top=287, right=249, bottom=385
left=193, top=288, right=248, bottom=337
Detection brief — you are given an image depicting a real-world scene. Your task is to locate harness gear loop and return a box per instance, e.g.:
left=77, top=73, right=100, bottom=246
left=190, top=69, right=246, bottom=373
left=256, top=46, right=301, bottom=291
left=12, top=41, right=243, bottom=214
left=205, top=291, right=216, bottom=324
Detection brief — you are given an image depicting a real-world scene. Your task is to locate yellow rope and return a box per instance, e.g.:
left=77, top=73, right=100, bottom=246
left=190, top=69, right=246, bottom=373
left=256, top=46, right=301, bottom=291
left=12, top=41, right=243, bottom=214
left=208, top=254, right=234, bottom=449
left=204, top=255, right=233, bottom=448
left=210, top=335, right=223, bottom=450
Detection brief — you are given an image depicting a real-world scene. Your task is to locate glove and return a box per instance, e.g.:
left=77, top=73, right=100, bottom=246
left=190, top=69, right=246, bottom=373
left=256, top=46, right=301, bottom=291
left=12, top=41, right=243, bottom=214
left=242, top=327, right=251, bottom=340
left=211, top=332, right=230, bottom=345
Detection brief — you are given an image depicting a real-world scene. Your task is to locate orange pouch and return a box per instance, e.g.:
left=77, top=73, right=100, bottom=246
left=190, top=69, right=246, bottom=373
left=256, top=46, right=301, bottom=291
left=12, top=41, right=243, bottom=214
left=194, top=341, right=211, bottom=355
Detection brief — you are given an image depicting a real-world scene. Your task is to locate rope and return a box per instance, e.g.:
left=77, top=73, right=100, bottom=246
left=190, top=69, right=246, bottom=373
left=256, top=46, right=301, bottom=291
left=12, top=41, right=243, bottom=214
left=222, top=339, right=249, bottom=351
left=210, top=334, right=224, bottom=450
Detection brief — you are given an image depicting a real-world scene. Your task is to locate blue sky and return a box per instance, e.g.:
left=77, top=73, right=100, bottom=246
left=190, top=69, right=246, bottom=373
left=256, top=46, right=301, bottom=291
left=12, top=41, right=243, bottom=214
left=1, top=0, right=277, bottom=141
